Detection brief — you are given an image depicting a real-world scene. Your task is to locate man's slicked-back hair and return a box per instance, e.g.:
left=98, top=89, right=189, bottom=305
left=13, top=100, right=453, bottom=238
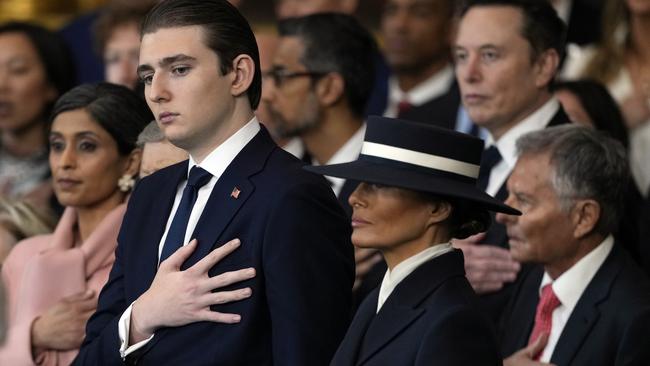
left=278, top=13, right=377, bottom=118
left=461, top=0, right=567, bottom=62
left=141, top=0, right=261, bottom=109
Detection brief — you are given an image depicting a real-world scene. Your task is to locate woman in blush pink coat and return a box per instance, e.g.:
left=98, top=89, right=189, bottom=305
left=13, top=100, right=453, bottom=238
left=0, top=83, right=151, bottom=365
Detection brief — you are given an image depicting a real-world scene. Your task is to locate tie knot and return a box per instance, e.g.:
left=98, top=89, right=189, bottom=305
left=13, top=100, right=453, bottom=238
left=397, top=99, right=412, bottom=116
left=481, top=145, right=502, bottom=168
left=187, top=166, right=212, bottom=188
left=539, top=284, right=561, bottom=312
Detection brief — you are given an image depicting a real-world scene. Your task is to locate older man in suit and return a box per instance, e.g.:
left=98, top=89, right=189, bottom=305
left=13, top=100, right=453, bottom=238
left=75, top=0, right=353, bottom=364
left=497, top=125, right=650, bottom=365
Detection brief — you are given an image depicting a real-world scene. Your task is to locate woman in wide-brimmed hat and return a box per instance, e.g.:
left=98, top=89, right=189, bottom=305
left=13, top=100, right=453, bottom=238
left=307, top=116, right=519, bottom=366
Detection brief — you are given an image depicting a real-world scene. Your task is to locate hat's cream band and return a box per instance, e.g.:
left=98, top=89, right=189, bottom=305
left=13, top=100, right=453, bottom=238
left=361, top=141, right=480, bottom=179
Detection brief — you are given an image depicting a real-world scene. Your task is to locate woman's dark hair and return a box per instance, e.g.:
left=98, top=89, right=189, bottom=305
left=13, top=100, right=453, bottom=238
left=420, top=192, right=492, bottom=239
left=0, top=22, right=76, bottom=105
left=49, top=83, right=152, bottom=155
left=551, top=79, right=628, bottom=148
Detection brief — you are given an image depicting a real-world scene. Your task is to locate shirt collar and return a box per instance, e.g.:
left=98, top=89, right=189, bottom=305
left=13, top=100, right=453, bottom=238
left=540, top=235, right=614, bottom=311
left=314, top=124, right=365, bottom=197
left=187, top=117, right=261, bottom=179
left=552, top=0, right=572, bottom=23
left=388, top=65, right=455, bottom=106
left=487, top=98, right=560, bottom=169
left=377, top=242, right=454, bottom=313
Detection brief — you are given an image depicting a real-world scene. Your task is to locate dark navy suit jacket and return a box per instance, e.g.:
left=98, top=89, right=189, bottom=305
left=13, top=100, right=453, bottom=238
left=499, top=244, right=650, bottom=366
left=75, top=128, right=354, bottom=365
left=332, top=250, right=501, bottom=366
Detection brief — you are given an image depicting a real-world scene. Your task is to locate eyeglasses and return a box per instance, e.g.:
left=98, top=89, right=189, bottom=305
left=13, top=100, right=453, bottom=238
left=262, top=68, right=328, bottom=87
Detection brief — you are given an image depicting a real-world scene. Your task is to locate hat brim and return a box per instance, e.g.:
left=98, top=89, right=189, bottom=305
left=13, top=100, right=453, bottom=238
left=305, top=160, right=520, bottom=216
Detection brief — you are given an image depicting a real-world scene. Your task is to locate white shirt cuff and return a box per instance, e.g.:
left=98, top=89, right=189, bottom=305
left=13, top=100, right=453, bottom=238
left=118, top=301, right=154, bottom=359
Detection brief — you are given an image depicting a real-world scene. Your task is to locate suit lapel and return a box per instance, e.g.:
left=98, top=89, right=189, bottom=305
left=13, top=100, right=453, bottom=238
left=131, top=162, right=188, bottom=296
left=331, top=291, right=380, bottom=365
left=502, top=267, right=542, bottom=353
left=356, top=251, right=465, bottom=365
left=550, top=245, right=623, bottom=365
left=181, top=128, right=275, bottom=269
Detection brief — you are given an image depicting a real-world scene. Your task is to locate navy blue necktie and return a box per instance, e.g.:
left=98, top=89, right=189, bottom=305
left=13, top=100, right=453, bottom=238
left=477, top=146, right=502, bottom=191
left=159, top=166, right=213, bottom=263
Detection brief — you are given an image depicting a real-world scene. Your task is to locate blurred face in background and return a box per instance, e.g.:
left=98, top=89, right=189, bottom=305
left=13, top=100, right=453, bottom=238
left=256, top=32, right=285, bottom=143
left=140, top=139, right=188, bottom=177
left=381, top=0, right=453, bottom=74
left=104, top=22, right=141, bottom=90
left=49, top=109, right=136, bottom=209
left=262, top=36, right=321, bottom=138
left=626, top=0, right=650, bottom=15
left=275, top=0, right=358, bottom=19
left=0, top=32, right=57, bottom=133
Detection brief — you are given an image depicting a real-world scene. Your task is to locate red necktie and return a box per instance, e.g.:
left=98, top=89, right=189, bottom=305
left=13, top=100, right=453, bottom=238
left=528, top=284, right=561, bottom=360
left=397, top=99, right=412, bottom=117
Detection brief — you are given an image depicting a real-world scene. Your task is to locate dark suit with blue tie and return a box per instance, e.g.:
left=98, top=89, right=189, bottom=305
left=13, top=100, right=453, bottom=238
left=75, top=127, right=354, bottom=365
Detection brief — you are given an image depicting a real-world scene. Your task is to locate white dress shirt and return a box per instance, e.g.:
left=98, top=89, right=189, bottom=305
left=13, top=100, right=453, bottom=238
left=118, top=118, right=261, bottom=358
left=484, top=98, right=560, bottom=196
left=376, top=243, right=453, bottom=313
left=280, top=136, right=305, bottom=159
left=383, top=66, right=455, bottom=118
left=536, top=235, right=614, bottom=362
left=311, top=124, right=365, bottom=197
left=551, top=0, right=572, bottom=24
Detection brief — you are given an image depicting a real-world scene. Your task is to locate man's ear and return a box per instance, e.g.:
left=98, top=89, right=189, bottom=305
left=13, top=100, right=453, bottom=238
left=315, top=72, right=345, bottom=108
left=123, top=147, right=143, bottom=177
left=230, top=54, right=255, bottom=98
left=571, top=199, right=600, bottom=238
left=533, top=49, right=560, bottom=88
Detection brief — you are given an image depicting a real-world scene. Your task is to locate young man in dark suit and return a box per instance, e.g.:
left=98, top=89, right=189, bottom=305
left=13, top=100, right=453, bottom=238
left=497, top=125, right=650, bottom=365
left=75, top=1, right=353, bottom=364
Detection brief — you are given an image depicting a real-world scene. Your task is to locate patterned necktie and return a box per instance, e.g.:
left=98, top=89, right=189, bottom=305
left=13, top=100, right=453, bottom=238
left=159, top=166, right=213, bottom=263
left=476, top=145, right=502, bottom=191
left=528, top=284, right=561, bottom=360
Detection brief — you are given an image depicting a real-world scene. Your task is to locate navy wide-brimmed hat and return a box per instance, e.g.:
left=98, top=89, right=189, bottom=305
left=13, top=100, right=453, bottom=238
left=305, top=116, right=520, bottom=215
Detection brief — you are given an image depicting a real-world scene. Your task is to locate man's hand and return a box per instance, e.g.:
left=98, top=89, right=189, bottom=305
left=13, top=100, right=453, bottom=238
left=452, top=232, right=520, bottom=294
left=353, top=247, right=383, bottom=291
left=504, top=332, right=556, bottom=366
left=31, top=290, right=97, bottom=352
left=130, top=238, right=255, bottom=344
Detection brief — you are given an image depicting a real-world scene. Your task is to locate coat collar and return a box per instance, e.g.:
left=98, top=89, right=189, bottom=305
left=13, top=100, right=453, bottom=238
left=48, top=204, right=126, bottom=277
left=352, top=250, right=466, bottom=365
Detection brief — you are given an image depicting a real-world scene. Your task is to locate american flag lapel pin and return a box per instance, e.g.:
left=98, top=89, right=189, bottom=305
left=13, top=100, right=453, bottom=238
left=231, top=187, right=241, bottom=199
